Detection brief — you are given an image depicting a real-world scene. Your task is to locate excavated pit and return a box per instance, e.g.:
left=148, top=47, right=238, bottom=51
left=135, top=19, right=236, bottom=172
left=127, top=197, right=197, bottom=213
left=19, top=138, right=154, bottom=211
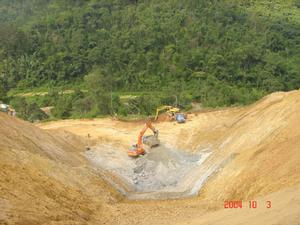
left=84, top=144, right=217, bottom=200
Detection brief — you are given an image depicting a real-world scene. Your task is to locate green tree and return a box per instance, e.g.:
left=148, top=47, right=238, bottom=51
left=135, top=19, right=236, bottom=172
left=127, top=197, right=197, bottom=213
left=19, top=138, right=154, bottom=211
left=0, top=82, right=7, bottom=102
left=1, top=0, right=300, bottom=117
left=10, top=97, right=48, bottom=122
left=52, top=96, right=72, bottom=119
left=84, top=69, right=112, bottom=115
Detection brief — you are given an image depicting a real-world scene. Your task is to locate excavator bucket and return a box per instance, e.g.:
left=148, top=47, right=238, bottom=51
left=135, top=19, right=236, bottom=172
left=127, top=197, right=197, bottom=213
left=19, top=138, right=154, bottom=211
left=143, top=135, right=160, bottom=148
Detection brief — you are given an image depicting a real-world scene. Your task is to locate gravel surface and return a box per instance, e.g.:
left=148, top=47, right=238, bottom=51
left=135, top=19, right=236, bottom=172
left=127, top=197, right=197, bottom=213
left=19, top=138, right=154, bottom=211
left=84, top=144, right=210, bottom=193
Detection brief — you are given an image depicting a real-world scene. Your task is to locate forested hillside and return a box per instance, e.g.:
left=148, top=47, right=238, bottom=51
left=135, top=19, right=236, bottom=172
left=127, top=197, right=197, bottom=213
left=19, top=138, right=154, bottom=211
left=0, top=0, right=300, bottom=120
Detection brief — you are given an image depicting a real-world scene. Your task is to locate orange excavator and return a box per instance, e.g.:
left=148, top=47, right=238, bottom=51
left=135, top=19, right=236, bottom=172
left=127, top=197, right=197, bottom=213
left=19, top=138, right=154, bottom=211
left=128, top=119, right=159, bottom=157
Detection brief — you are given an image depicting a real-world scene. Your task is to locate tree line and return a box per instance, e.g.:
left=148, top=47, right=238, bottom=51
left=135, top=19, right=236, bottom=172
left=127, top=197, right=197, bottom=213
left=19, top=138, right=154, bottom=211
left=0, top=0, right=299, bottom=121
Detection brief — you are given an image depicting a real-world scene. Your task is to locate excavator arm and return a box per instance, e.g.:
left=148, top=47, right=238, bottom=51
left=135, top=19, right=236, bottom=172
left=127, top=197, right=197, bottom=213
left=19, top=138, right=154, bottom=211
left=137, top=121, right=158, bottom=148
left=128, top=120, right=159, bottom=157
left=155, top=106, right=173, bottom=120
left=155, top=105, right=180, bottom=120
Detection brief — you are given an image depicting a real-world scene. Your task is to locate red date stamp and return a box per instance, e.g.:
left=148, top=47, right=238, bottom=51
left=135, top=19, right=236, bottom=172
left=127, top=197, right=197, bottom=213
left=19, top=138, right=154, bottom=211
left=224, top=200, right=243, bottom=208
left=224, top=200, right=272, bottom=209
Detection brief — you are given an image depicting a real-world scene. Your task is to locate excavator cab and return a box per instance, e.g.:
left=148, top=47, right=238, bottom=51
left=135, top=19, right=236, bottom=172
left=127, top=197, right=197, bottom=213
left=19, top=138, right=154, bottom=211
left=128, top=144, right=145, bottom=157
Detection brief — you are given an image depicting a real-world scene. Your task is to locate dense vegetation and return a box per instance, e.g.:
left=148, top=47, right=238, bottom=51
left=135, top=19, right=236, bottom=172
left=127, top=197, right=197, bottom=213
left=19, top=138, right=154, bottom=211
left=0, top=0, right=300, bottom=120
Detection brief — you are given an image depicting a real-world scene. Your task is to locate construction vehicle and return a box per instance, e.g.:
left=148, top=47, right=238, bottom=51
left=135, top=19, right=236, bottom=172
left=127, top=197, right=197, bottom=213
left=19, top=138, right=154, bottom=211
left=128, top=119, right=160, bottom=157
left=0, top=104, right=15, bottom=116
left=0, top=103, right=8, bottom=112
left=155, top=105, right=186, bottom=123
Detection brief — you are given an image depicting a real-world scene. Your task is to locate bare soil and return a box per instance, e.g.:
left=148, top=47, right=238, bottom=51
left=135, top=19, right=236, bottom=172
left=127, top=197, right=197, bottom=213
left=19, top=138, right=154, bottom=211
left=1, top=90, right=300, bottom=224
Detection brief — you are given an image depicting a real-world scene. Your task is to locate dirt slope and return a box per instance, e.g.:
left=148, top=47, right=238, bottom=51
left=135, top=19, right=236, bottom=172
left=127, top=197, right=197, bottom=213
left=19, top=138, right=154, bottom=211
left=1, top=90, right=300, bottom=225
left=0, top=113, right=121, bottom=224
left=196, top=90, right=300, bottom=201
left=175, top=184, right=300, bottom=225
left=40, top=90, right=300, bottom=200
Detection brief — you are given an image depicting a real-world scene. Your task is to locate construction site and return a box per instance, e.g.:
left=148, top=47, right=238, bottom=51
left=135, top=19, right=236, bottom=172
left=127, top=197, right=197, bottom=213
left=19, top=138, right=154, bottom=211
left=1, top=90, right=300, bottom=225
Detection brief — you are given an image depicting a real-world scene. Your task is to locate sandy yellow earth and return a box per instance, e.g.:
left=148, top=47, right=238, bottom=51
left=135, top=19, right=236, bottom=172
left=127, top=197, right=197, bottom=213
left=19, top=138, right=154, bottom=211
left=1, top=90, right=300, bottom=225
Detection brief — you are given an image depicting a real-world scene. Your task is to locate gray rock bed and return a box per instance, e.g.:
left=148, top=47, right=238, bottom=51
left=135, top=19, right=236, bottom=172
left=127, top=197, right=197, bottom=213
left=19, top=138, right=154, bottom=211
left=84, top=144, right=213, bottom=199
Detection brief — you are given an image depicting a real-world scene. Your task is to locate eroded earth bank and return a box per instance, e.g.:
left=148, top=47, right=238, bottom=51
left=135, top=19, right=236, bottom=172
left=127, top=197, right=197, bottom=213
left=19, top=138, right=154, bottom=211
left=1, top=91, right=300, bottom=225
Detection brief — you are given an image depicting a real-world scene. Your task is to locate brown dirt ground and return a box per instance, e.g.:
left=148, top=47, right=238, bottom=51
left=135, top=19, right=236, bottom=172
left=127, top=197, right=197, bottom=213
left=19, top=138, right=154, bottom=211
left=1, top=90, right=300, bottom=225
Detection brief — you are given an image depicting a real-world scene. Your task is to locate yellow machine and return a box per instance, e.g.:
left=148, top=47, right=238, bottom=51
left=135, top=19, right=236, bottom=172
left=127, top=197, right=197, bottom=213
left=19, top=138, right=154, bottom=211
left=155, top=105, right=186, bottom=123
left=155, top=106, right=180, bottom=120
